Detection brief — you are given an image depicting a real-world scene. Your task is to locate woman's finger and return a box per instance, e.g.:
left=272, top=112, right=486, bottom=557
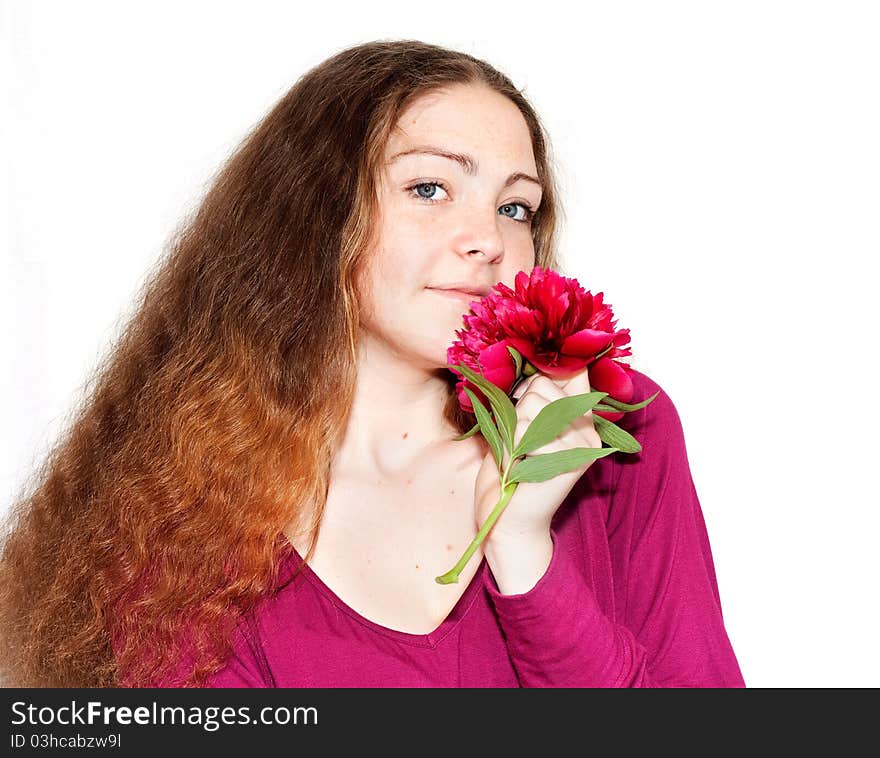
left=559, top=365, right=592, bottom=394
left=511, top=372, right=539, bottom=400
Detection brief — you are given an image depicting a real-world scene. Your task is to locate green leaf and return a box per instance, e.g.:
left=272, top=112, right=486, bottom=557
left=592, top=414, right=642, bottom=453
left=452, top=421, right=481, bottom=441
left=599, top=390, right=661, bottom=412
left=511, top=391, right=609, bottom=459
left=508, top=446, right=619, bottom=483
left=506, top=345, right=523, bottom=378
left=464, top=387, right=505, bottom=469
left=594, top=402, right=620, bottom=412
left=508, top=374, right=527, bottom=403
left=450, top=363, right=518, bottom=452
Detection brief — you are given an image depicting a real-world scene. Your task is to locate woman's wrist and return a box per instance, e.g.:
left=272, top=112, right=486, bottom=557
left=483, top=527, right=554, bottom=595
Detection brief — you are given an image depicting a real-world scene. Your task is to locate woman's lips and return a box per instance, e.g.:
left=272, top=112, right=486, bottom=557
left=427, top=288, right=482, bottom=304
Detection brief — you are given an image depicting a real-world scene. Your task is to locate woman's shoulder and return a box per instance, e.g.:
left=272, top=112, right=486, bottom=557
left=564, top=364, right=692, bottom=525
left=608, top=364, right=686, bottom=445
left=600, top=365, right=702, bottom=537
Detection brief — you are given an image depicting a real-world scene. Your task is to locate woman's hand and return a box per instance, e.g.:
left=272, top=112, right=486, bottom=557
left=473, top=365, right=602, bottom=547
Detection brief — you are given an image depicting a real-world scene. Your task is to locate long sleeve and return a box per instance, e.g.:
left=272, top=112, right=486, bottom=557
left=483, top=379, right=745, bottom=688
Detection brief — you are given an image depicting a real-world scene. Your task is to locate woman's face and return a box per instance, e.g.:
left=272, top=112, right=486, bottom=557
left=359, top=82, right=543, bottom=370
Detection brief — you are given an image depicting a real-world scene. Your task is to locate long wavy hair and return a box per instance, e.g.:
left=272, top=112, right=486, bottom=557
left=0, top=39, right=563, bottom=687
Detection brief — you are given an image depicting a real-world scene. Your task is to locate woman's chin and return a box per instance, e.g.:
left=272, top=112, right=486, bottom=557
left=430, top=350, right=458, bottom=374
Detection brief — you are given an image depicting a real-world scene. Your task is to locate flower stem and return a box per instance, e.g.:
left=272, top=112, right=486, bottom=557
left=435, top=477, right=519, bottom=585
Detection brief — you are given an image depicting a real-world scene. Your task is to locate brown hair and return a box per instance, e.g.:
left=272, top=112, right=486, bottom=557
left=0, top=39, right=563, bottom=687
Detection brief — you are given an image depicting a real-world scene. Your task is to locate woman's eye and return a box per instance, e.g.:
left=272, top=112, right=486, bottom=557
left=499, top=202, right=534, bottom=223
left=408, top=181, right=450, bottom=202
left=407, top=181, right=535, bottom=225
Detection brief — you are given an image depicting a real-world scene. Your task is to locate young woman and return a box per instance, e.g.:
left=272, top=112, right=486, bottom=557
left=0, top=40, right=745, bottom=688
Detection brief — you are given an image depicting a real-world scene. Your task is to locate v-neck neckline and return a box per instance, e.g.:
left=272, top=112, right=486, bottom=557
left=280, top=536, right=488, bottom=648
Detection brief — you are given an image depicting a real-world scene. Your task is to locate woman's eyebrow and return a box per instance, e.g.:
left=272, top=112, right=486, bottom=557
left=387, top=145, right=543, bottom=191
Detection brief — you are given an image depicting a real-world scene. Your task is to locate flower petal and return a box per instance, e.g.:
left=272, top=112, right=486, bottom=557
left=560, top=328, right=614, bottom=357
left=476, top=340, right=518, bottom=393
left=589, top=357, right=635, bottom=403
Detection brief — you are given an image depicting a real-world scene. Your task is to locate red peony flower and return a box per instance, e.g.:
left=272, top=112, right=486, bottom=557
left=447, top=266, right=635, bottom=423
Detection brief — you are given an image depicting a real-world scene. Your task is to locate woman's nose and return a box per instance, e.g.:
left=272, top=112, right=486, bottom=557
left=451, top=205, right=505, bottom=263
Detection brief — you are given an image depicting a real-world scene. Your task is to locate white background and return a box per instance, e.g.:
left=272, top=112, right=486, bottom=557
left=2, top=1, right=878, bottom=687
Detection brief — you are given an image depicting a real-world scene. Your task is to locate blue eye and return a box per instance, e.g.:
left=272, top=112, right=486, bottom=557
left=410, top=181, right=449, bottom=202
left=406, top=181, right=536, bottom=224
left=498, top=202, right=533, bottom=224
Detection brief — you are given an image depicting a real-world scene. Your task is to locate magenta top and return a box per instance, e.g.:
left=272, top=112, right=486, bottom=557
left=167, top=368, right=745, bottom=687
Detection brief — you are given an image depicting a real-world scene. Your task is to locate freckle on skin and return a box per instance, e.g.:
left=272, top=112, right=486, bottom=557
left=446, top=544, right=453, bottom=551
left=403, top=432, right=408, bottom=439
